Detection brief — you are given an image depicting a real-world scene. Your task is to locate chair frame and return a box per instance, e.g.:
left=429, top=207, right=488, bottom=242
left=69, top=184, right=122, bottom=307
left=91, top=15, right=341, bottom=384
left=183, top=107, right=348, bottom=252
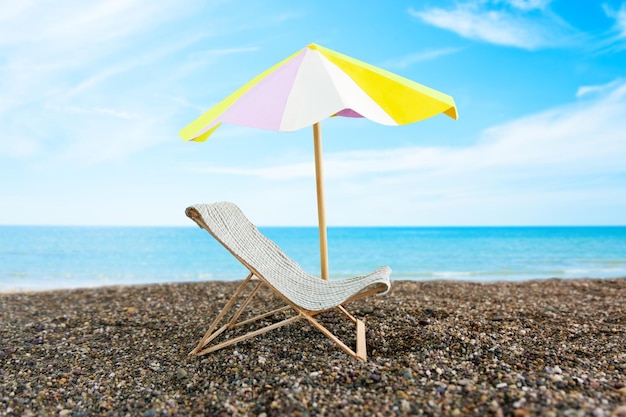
left=186, top=205, right=389, bottom=361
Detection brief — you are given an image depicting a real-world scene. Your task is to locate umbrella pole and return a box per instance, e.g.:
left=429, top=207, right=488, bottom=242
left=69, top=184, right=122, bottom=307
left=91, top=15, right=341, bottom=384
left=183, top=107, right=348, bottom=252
left=313, top=122, right=329, bottom=280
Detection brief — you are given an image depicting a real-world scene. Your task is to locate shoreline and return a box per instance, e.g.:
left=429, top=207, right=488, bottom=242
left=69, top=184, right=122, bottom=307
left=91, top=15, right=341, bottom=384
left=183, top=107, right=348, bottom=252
left=1, top=278, right=625, bottom=415
left=2, top=274, right=626, bottom=295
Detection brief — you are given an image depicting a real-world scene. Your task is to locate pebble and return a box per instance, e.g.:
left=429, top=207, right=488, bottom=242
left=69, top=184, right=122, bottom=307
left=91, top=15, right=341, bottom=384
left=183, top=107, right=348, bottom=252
left=0, top=278, right=624, bottom=416
left=612, top=405, right=626, bottom=417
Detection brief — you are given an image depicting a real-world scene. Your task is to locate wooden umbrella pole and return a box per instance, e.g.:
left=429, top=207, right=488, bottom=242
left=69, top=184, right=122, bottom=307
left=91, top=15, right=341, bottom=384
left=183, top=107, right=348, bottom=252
left=313, top=122, right=329, bottom=280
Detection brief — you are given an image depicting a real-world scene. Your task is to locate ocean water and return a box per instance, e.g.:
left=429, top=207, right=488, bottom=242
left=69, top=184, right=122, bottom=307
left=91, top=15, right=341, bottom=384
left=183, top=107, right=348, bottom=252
left=1, top=226, right=625, bottom=291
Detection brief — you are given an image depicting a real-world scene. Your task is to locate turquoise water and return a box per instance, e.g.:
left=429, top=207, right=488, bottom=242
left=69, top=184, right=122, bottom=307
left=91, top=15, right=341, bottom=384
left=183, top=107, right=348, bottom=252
left=1, top=226, right=625, bottom=291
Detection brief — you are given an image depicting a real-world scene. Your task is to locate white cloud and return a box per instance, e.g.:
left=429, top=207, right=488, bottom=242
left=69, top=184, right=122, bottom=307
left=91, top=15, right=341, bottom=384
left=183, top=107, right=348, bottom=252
left=617, top=5, right=626, bottom=37
left=500, top=0, right=551, bottom=11
left=576, top=78, right=624, bottom=98
left=597, top=3, right=626, bottom=53
left=409, top=0, right=577, bottom=49
left=193, top=80, right=626, bottom=180
left=46, top=105, right=142, bottom=120
left=604, top=2, right=626, bottom=38
left=190, top=162, right=313, bottom=180
left=383, top=47, right=462, bottom=69
left=189, top=80, right=626, bottom=225
left=190, top=47, right=260, bottom=59
left=57, top=116, right=173, bottom=164
left=0, top=0, right=218, bottom=162
left=0, top=135, right=39, bottom=158
left=0, top=0, right=190, bottom=48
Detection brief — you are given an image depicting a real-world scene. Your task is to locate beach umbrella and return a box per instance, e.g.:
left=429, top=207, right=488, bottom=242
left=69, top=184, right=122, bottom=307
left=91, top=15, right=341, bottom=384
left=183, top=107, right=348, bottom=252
left=180, top=43, right=458, bottom=280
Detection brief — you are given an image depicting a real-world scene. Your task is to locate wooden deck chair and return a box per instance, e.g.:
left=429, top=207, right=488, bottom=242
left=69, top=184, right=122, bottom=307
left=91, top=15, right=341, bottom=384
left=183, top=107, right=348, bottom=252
left=186, top=202, right=391, bottom=361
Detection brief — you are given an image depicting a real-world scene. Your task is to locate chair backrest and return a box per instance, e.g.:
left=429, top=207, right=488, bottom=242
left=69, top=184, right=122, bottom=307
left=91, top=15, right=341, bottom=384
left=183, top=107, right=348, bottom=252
left=187, top=202, right=391, bottom=311
left=187, top=202, right=328, bottom=305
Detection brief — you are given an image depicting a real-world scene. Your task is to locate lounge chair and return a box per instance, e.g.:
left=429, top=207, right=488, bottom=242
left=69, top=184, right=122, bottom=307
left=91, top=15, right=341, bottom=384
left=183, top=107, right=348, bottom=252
left=186, top=202, right=391, bottom=361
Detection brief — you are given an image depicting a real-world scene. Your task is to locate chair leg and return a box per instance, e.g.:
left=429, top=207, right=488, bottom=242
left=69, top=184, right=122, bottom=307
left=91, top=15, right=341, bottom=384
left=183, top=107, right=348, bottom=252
left=337, top=305, right=357, bottom=323
left=195, top=315, right=301, bottom=356
left=302, top=311, right=368, bottom=361
left=356, top=319, right=367, bottom=360
left=189, top=273, right=255, bottom=355
left=190, top=278, right=369, bottom=361
left=189, top=275, right=300, bottom=356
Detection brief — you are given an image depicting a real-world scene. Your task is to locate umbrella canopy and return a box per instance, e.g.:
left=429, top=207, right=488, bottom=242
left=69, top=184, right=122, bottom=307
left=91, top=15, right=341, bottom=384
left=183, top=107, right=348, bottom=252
left=180, top=43, right=457, bottom=142
left=180, top=43, right=458, bottom=279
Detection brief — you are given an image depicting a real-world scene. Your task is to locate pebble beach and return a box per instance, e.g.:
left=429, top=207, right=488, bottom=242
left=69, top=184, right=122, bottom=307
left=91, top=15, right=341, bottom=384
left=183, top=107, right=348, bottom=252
left=1, top=278, right=625, bottom=416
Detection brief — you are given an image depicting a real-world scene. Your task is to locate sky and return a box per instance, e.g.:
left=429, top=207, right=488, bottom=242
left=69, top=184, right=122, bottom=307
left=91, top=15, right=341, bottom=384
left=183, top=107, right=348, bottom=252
left=1, top=0, right=625, bottom=226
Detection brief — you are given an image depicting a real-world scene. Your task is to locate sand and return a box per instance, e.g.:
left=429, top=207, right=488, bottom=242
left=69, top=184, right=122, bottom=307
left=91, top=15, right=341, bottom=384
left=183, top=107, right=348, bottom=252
left=1, top=278, right=625, bottom=416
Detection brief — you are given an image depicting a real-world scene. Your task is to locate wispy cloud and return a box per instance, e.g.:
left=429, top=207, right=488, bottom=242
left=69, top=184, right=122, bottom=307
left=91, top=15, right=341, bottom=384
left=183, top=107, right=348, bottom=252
left=0, top=135, right=40, bottom=158
left=0, top=0, right=194, bottom=53
left=503, top=0, right=551, bottom=12
left=604, top=2, right=626, bottom=38
left=596, top=2, right=626, bottom=53
left=181, top=80, right=626, bottom=225
left=46, top=105, right=142, bottom=120
left=383, top=47, right=462, bottom=69
left=189, top=79, right=626, bottom=212
left=190, top=46, right=260, bottom=59
left=57, top=115, right=174, bottom=164
left=409, top=0, right=579, bottom=49
left=576, top=78, right=624, bottom=98
left=0, top=0, right=234, bottom=163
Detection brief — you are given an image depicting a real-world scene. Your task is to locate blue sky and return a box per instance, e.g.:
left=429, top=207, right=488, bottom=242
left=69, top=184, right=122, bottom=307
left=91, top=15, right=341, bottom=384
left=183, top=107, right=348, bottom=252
left=1, top=0, right=625, bottom=226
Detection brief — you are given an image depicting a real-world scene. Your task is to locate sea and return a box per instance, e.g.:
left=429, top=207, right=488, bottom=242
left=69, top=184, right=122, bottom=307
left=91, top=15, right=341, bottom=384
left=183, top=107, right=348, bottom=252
left=1, top=226, right=625, bottom=292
